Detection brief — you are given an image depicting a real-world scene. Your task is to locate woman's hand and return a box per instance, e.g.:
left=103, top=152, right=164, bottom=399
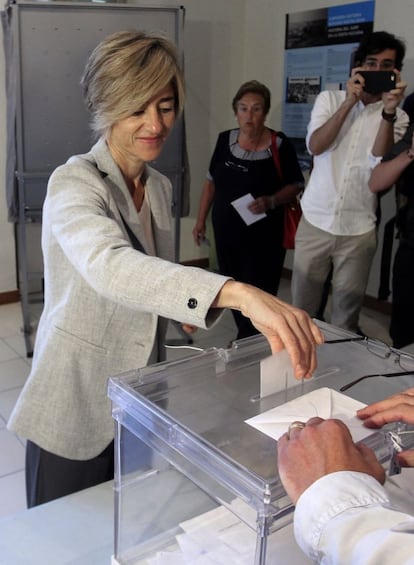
left=181, top=323, right=197, bottom=334
left=357, top=388, right=414, bottom=467
left=277, top=418, right=385, bottom=504
left=248, top=195, right=273, bottom=214
left=193, top=179, right=215, bottom=245
left=357, top=387, right=414, bottom=427
left=212, top=281, right=324, bottom=379
left=192, top=222, right=206, bottom=246
left=248, top=184, right=302, bottom=214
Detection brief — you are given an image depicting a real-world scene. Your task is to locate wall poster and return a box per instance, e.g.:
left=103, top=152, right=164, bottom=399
left=282, top=1, right=375, bottom=145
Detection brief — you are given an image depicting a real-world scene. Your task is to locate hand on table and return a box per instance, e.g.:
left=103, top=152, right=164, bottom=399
left=277, top=417, right=386, bottom=504
left=358, top=387, right=414, bottom=467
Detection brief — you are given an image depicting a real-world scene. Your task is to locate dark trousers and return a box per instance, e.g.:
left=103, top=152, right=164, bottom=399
left=25, top=440, right=114, bottom=508
left=390, top=243, right=414, bottom=348
left=215, top=238, right=286, bottom=340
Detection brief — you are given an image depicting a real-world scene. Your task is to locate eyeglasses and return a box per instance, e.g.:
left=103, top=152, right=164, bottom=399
left=324, top=337, right=414, bottom=392
left=236, top=104, right=265, bottom=114
left=224, top=160, right=249, bottom=173
left=362, top=58, right=395, bottom=71
left=388, top=427, right=414, bottom=475
left=325, top=337, right=365, bottom=344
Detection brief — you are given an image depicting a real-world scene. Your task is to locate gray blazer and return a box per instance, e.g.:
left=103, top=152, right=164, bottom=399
left=8, top=139, right=229, bottom=460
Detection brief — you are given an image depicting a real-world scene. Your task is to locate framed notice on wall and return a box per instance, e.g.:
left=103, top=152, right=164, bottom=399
left=282, top=1, right=375, bottom=142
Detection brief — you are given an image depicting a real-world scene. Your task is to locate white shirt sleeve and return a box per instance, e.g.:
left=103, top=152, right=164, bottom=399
left=294, top=471, right=414, bottom=565
left=394, top=108, right=410, bottom=143
left=305, top=91, right=346, bottom=155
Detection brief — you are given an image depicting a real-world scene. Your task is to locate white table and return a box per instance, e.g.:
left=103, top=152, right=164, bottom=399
left=0, top=481, right=114, bottom=564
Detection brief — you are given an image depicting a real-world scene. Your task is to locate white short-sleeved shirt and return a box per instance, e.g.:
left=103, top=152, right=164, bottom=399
left=301, top=90, right=408, bottom=236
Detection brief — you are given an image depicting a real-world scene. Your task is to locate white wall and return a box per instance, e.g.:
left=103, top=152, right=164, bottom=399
left=1, top=0, right=414, bottom=299
left=242, top=0, right=414, bottom=298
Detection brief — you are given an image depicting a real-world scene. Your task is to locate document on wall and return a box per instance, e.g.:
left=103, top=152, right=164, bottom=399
left=231, top=193, right=266, bottom=225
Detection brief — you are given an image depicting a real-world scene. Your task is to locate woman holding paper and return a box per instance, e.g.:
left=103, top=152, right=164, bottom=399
left=193, top=81, right=304, bottom=339
left=9, top=33, right=323, bottom=508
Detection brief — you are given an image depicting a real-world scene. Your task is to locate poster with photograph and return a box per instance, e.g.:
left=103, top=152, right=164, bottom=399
left=282, top=1, right=375, bottom=141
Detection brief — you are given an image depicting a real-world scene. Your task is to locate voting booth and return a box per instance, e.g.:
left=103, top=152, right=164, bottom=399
left=108, top=322, right=414, bottom=564
left=2, top=0, right=186, bottom=356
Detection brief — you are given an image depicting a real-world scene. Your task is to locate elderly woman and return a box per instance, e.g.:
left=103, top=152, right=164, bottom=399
left=193, top=81, right=305, bottom=339
left=8, top=32, right=322, bottom=507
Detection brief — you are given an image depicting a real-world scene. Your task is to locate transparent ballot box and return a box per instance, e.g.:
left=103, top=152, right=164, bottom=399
left=108, top=322, right=414, bottom=564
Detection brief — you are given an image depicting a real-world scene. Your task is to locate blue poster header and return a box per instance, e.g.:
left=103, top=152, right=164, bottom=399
left=283, top=1, right=375, bottom=139
left=328, top=1, right=375, bottom=27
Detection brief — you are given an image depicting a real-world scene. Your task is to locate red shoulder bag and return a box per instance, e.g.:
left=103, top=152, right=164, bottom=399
left=270, top=131, right=302, bottom=250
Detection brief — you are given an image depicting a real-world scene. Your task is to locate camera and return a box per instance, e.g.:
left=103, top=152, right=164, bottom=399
left=358, top=71, right=396, bottom=94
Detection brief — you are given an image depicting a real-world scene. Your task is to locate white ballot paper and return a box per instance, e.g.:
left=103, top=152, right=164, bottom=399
left=231, top=193, right=266, bottom=225
left=260, top=349, right=297, bottom=398
left=148, top=498, right=312, bottom=564
left=246, top=387, right=370, bottom=443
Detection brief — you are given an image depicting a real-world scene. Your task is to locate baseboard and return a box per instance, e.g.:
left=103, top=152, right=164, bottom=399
left=362, top=294, right=392, bottom=315
left=0, top=290, right=20, bottom=305
left=180, top=258, right=209, bottom=268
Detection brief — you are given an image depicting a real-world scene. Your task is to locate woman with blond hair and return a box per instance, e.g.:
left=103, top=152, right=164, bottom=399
left=9, top=32, right=322, bottom=507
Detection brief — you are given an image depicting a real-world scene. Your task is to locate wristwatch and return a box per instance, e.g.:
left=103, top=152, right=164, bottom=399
left=381, top=108, right=397, bottom=123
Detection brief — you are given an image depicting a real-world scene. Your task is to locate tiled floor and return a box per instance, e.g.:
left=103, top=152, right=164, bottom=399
left=0, top=302, right=32, bottom=519
left=0, top=278, right=397, bottom=520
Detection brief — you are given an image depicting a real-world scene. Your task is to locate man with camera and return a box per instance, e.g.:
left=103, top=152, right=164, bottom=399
left=292, top=31, right=408, bottom=333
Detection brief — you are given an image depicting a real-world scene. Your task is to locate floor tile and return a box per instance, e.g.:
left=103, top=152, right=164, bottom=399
left=194, top=330, right=234, bottom=350
left=0, top=471, right=26, bottom=518
left=0, top=358, right=30, bottom=392
left=0, top=429, right=25, bottom=476
left=0, top=339, right=20, bottom=362
left=0, top=387, right=24, bottom=423
left=359, top=310, right=392, bottom=344
left=0, top=303, right=23, bottom=338
left=3, top=334, right=30, bottom=360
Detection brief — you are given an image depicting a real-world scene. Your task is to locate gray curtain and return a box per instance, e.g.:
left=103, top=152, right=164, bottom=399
left=1, top=2, right=17, bottom=221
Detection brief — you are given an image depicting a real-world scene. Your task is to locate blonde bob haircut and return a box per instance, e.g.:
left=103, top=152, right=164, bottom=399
left=81, top=30, right=185, bottom=137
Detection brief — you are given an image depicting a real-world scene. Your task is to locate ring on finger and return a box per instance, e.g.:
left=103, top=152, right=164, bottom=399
left=287, top=420, right=306, bottom=439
